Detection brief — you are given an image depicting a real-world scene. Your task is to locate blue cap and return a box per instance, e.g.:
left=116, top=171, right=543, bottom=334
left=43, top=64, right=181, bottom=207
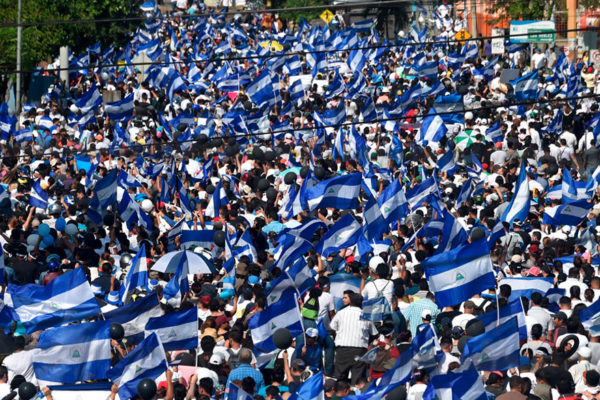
left=248, top=275, right=259, bottom=285
left=520, top=356, right=531, bottom=367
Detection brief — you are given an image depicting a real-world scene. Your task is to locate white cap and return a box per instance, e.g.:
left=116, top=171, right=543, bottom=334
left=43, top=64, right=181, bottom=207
left=578, top=346, right=592, bottom=359
left=209, top=353, right=224, bottom=365
left=369, top=256, right=384, bottom=271
left=421, top=310, right=432, bottom=320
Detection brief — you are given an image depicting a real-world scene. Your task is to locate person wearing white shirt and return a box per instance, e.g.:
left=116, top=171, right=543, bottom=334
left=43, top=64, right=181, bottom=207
left=2, top=338, right=37, bottom=386
left=361, top=264, right=394, bottom=307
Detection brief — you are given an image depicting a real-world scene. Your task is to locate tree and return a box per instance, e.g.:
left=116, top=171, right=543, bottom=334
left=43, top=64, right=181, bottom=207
left=0, top=0, right=139, bottom=73
left=486, top=0, right=563, bottom=24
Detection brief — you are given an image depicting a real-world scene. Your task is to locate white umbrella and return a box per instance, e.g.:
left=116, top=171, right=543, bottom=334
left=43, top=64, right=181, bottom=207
left=151, top=250, right=214, bottom=274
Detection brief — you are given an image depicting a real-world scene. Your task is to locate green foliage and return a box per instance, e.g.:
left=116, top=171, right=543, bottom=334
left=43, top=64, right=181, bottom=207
left=280, top=0, right=325, bottom=24
left=486, top=0, right=562, bottom=24
left=0, top=0, right=139, bottom=73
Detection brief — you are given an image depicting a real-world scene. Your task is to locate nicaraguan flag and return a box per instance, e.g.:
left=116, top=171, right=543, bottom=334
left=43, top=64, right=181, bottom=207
left=180, top=230, right=215, bottom=250
left=105, top=94, right=134, bottom=121
left=228, top=384, right=254, bottom=400
left=145, top=307, right=197, bottom=351
left=410, top=324, right=442, bottom=370
left=476, top=298, right=528, bottom=340
left=329, top=273, right=361, bottom=309
left=501, top=160, right=530, bottom=225
left=162, top=251, right=189, bottom=307
left=75, top=83, right=103, bottom=115
left=304, top=173, right=362, bottom=211
left=246, top=70, right=276, bottom=109
left=435, top=211, right=468, bottom=254
left=511, top=70, right=539, bottom=101
left=486, top=121, right=503, bottom=143
left=7, top=268, right=100, bottom=333
left=288, top=371, right=324, bottom=400
left=461, top=316, right=520, bottom=371
left=107, top=333, right=167, bottom=400
left=30, top=179, right=49, bottom=209
left=119, top=245, right=148, bottom=305
left=543, top=200, right=592, bottom=226
left=286, top=258, right=316, bottom=295
left=362, top=192, right=387, bottom=241
left=314, top=214, right=362, bottom=257
left=33, top=320, right=111, bottom=386
left=14, top=128, right=33, bottom=143
left=423, top=368, right=487, bottom=400
left=498, top=277, right=554, bottom=301
left=418, top=115, right=447, bottom=145
left=436, top=149, right=456, bottom=173
left=421, top=239, right=495, bottom=307
left=93, top=169, right=118, bottom=209
left=406, top=177, right=440, bottom=209
left=360, top=349, right=415, bottom=400
left=104, top=292, right=163, bottom=343
left=562, top=167, right=590, bottom=204
left=247, top=294, right=303, bottom=354
left=580, top=298, right=600, bottom=336
left=377, top=179, right=409, bottom=224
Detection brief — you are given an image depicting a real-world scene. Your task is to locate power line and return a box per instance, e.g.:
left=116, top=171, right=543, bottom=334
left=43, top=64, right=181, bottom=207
left=0, top=0, right=413, bottom=29
left=5, top=27, right=592, bottom=75
left=4, top=93, right=597, bottom=161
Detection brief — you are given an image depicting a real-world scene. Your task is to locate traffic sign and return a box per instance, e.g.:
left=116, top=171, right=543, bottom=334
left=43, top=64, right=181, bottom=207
left=509, top=20, right=555, bottom=43
left=455, top=28, right=471, bottom=45
left=320, top=9, right=334, bottom=24
left=527, top=29, right=555, bottom=43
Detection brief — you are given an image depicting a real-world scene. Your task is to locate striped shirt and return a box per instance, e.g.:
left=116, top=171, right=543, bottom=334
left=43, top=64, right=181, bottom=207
left=226, top=364, right=265, bottom=394
left=330, top=306, right=378, bottom=348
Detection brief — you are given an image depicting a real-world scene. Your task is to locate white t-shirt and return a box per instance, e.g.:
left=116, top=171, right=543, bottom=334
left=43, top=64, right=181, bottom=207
left=362, top=279, right=394, bottom=307
left=3, top=349, right=38, bottom=385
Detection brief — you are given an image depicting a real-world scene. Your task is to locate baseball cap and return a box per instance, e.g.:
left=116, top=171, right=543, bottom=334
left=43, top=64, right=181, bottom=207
left=306, top=328, right=319, bottom=338
left=209, top=353, right=224, bottom=365
left=553, top=311, right=567, bottom=321
left=421, top=310, right=432, bottom=320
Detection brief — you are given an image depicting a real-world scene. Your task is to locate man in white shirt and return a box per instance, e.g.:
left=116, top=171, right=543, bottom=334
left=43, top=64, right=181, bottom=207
left=569, top=347, right=599, bottom=393
left=2, top=337, right=37, bottom=385
left=531, top=47, right=547, bottom=70
left=361, top=264, right=394, bottom=307
left=330, top=292, right=378, bottom=384
left=526, top=292, right=553, bottom=335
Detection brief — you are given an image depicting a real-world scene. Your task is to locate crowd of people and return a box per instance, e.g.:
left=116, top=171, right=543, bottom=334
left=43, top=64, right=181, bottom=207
left=0, top=0, right=600, bottom=399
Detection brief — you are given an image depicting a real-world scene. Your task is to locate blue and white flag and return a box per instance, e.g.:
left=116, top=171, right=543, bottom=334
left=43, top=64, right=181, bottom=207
left=93, top=169, right=118, bottom=209
left=329, top=273, right=361, bottom=309
left=286, top=258, right=316, bottom=295
left=145, top=307, right=198, bottom=351
left=544, top=110, right=563, bottom=135
left=418, top=115, right=447, bottom=145
left=362, top=193, right=387, bottom=241
left=580, top=298, right=600, bottom=336
left=248, top=294, right=303, bottom=354
left=501, top=161, right=530, bottom=225
left=228, top=384, right=254, bottom=400
left=205, top=181, right=228, bottom=218
left=511, top=70, right=539, bottom=101
left=410, top=324, right=442, bottom=370
left=34, top=320, right=111, bottom=386
left=498, top=277, right=554, bottom=301
left=304, top=173, right=361, bottom=211
left=562, top=167, right=590, bottom=204
left=30, top=179, right=49, bottom=209
left=7, top=268, right=100, bottom=333
left=435, top=210, right=468, bottom=254
left=104, top=292, right=163, bottom=342
left=105, top=94, right=134, bottom=121
left=477, top=298, right=527, bottom=340
left=119, top=245, right=148, bottom=305
left=180, top=230, right=215, bottom=250
left=76, top=83, right=103, bottom=115
left=421, top=239, right=495, bottom=307
left=315, top=214, right=362, bottom=257
left=358, top=349, right=415, bottom=400
left=378, top=179, right=410, bottom=224
left=107, top=333, right=167, bottom=400
left=14, top=128, right=33, bottom=143
left=461, top=316, right=520, bottom=371
left=246, top=70, right=276, bottom=109
left=163, top=250, right=189, bottom=307
left=117, top=190, right=153, bottom=232
left=486, top=121, right=503, bottom=143
left=437, top=149, right=456, bottom=173
left=288, top=371, right=324, bottom=400
left=406, top=177, right=440, bottom=209
left=543, top=200, right=592, bottom=226
left=423, top=368, right=487, bottom=400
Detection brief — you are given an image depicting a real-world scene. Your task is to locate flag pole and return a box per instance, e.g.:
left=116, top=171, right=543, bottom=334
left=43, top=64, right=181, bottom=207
left=495, top=279, right=500, bottom=326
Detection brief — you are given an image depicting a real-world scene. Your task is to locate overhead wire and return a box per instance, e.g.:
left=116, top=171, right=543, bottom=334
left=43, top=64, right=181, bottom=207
left=3, top=93, right=598, bottom=161
left=4, top=27, right=593, bottom=75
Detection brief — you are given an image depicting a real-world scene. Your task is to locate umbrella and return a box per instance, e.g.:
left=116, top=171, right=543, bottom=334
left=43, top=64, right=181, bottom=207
left=453, top=130, right=478, bottom=151
left=151, top=250, right=214, bottom=274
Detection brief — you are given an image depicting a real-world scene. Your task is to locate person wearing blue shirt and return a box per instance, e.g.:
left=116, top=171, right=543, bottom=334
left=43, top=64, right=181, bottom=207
left=225, top=348, right=265, bottom=394
left=300, top=328, right=323, bottom=372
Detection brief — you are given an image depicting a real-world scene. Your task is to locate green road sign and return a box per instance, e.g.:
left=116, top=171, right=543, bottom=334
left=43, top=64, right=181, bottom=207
left=527, top=29, right=555, bottom=43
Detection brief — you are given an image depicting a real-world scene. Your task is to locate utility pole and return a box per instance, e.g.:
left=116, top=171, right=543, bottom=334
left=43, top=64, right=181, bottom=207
left=15, top=0, right=22, bottom=114
left=470, top=0, right=477, bottom=38
left=567, top=0, right=577, bottom=62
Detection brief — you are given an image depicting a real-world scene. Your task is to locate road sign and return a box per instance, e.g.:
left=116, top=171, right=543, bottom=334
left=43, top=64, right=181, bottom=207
left=491, top=28, right=505, bottom=54
left=455, top=28, right=471, bottom=45
left=509, top=20, right=555, bottom=43
left=592, top=49, right=600, bottom=64
left=527, top=29, right=555, bottom=43
left=320, top=9, right=334, bottom=24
